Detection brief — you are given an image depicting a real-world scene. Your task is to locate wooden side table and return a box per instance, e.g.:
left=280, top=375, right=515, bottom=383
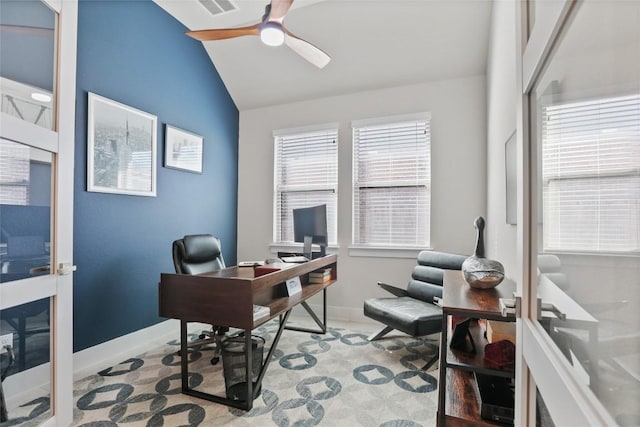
left=437, top=270, right=516, bottom=426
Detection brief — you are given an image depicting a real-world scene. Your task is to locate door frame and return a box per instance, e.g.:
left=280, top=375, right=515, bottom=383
left=515, top=1, right=617, bottom=425
left=0, top=0, right=77, bottom=425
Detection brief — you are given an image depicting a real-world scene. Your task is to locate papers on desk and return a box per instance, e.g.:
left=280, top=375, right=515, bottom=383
left=238, top=261, right=264, bottom=267
left=253, top=304, right=270, bottom=322
left=281, top=256, right=309, bottom=263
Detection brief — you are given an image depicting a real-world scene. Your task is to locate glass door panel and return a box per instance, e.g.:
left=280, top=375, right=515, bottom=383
left=528, top=0, right=640, bottom=424
left=0, top=297, right=51, bottom=425
left=0, top=140, right=53, bottom=425
left=0, top=140, right=52, bottom=284
left=0, top=1, right=56, bottom=130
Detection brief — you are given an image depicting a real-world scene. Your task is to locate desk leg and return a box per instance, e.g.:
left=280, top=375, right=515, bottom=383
left=256, top=309, right=292, bottom=391
left=436, top=313, right=448, bottom=426
left=285, top=289, right=327, bottom=334
left=0, top=380, right=6, bottom=422
left=244, top=333, right=253, bottom=410
left=179, top=311, right=295, bottom=411
left=180, top=320, right=188, bottom=392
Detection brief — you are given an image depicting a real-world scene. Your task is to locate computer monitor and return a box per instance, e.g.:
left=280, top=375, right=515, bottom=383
left=293, top=204, right=328, bottom=259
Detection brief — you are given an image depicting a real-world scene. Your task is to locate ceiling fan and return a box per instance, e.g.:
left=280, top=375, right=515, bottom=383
left=185, top=0, right=331, bottom=69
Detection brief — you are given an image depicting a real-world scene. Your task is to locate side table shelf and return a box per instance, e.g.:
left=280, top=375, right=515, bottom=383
left=437, top=270, right=517, bottom=426
left=444, top=369, right=493, bottom=427
left=445, top=319, right=514, bottom=379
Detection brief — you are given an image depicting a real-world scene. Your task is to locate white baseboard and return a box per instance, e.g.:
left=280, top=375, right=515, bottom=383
left=1, top=306, right=374, bottom=412
left=73, top=319, right=183, bottom=381
left=2, top=319, right=187, bottom=412
left=288, top=302, right=375, bottom=325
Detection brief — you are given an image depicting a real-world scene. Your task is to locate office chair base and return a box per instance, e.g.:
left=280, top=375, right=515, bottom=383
left=367, top=326, right=394, bottom=341
left=176, top=335, right=223, bottom=365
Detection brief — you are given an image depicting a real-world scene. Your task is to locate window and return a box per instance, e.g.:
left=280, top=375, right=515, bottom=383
left=542, top=93, right=640, bottom=253
left=273, top=125, right=338, bottom=245
left=352, top=113, right=431, bottom=247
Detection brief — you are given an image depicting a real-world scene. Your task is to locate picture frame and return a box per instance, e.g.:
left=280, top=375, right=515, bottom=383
left=285, top=276, right=302, bottom=296
left=164, top=124, right=203, bottom=173
left=87, top=92, right=157, bottom=197
left=505, top=131, right=517, bottom=225
left=449, top=318, right=476, bottom=354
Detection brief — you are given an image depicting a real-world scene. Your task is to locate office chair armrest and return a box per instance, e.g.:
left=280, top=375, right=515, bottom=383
left=377, top=282, right=408, bottom=297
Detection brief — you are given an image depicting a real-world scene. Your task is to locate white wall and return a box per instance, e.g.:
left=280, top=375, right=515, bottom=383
left=237, top=76, right=487, bottom=322
left=485, top=0, right=518, bottom=278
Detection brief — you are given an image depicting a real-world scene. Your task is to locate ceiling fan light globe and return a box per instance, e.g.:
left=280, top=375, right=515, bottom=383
left=260, top=22, right=285, bottom=46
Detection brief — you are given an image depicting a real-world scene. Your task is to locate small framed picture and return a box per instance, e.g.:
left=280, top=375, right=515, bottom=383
left=449, top=318, right=476, bottom=354
left=164, top=124, right=203, bottom=173
left=285, top=276, right=302, bottom=296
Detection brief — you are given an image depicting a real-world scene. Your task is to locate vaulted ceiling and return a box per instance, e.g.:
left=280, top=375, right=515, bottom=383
left=154, top=0, right=493, bottom=110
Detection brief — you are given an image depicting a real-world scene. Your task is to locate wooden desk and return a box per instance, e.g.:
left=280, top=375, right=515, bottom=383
left=437, top=270, right=601, bottom=425
left=158, top=255, right=338, bottom=410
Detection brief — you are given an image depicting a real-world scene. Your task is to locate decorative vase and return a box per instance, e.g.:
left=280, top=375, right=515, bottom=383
left=462, top=216, right=505, bottom=289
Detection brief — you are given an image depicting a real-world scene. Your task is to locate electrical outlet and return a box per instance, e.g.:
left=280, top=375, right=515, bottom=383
left=0, top=333, right=13, bottom=353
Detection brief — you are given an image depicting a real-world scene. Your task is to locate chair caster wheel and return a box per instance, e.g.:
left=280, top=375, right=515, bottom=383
left=211, top=357, right=220, bottom=365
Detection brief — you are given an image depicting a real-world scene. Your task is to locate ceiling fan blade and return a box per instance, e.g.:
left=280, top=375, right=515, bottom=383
left=267, top=0, right=294, bottom=23
left=284, top=32, right=331, bottom=69
left=185, top=24, right=260, bottom=41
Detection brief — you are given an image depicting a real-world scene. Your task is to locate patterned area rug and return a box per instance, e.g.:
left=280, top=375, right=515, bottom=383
left=12, top=321, right=441, bottom=426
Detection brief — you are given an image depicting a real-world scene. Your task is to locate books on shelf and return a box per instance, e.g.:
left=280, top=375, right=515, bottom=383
left=308, top=268, right=332, bottom=284
left=253, top=304, right=270, bottom=321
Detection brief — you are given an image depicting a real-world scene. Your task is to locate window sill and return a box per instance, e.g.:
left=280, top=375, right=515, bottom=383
left=269, top=243, right=339, bottom=256
left=348, top=245, right=431, bottom=259
left=269, top=243, right=431, bottom=259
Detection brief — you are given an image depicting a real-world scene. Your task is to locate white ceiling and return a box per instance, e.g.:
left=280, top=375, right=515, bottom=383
left=154, top=0, right=493, bottom=111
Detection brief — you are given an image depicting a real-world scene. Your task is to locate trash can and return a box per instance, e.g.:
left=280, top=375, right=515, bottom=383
left=221, top=335, right=265, bottom=401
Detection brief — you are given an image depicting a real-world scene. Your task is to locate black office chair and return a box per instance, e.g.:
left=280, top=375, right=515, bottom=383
left=363, top=250, right=467, bottom=370
left=172, top=234, right=228, bottom=364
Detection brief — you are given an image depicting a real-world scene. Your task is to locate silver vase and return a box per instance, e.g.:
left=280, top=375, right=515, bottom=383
left=462, top=216, right=505, bottom=289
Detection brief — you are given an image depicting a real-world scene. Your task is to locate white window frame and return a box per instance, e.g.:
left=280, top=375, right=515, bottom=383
left=271, top=123, right=338, bottom=254
left=350, top=112, right=431, bottom=258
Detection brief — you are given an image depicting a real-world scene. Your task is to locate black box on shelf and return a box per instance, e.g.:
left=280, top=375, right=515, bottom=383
left=474, top=372, right=514, bottom=425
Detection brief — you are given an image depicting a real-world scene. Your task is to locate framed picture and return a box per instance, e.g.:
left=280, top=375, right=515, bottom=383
left=164, top=124, right=203, bottom=173
left=87, top=93, right=157, bottom=197
left=505, top=131, right=517, bottom=225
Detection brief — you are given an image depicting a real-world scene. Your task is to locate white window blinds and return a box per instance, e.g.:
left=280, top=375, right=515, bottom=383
left=352, top=114, right=431, bottom=247
left=274, top=127, right=338, bottom=244
left=542, top=93, right=640, bottom=253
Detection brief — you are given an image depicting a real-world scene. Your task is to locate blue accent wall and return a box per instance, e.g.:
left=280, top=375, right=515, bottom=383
left=74, top=0, right=238, bottom=352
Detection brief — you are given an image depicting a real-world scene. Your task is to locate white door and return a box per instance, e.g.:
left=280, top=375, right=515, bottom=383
left=0, top=0, right=77, bottom=425
left=516, top=0, right=640, bottom=425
